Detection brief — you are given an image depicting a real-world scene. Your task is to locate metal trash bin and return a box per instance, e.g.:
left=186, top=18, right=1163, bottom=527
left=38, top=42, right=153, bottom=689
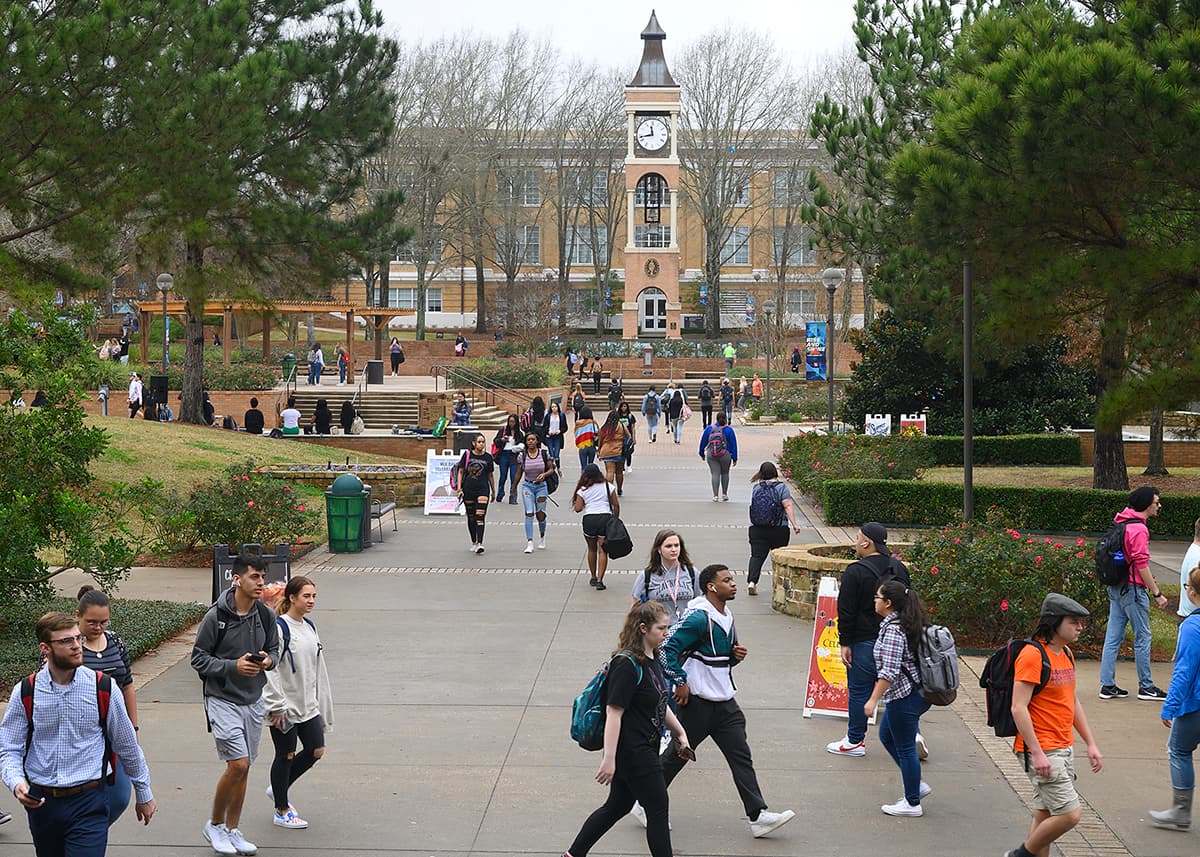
left=282, top=352, right=297, bottom=383
left=325, top=473, right=368, bottom=553
left=366, top=359, right=384, bottom=385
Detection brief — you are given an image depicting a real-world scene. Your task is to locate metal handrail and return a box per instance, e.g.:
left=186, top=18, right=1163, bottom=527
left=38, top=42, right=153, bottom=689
left=429, top=364, right=533, bottom=413
left=275, top=363, right=298, bottom=420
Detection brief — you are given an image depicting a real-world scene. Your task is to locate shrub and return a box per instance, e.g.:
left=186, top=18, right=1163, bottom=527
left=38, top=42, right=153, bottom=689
left=119, top=478, right=201, bottom=555
left=127, top=356, right=277, bottom=391
left=918, top=434, right=1081, bottom=466
left=905, top=509, right=1103, bottom=648
left=820, top=479, right=1200, bottom=537
left=189, top=462, right=319, bottom=549
left=448, top=359, right=553, bottom=390
left=779, top=433, right=934, bottom=499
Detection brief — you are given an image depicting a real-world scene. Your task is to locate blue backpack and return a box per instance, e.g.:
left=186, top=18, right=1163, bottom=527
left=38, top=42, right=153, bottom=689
left=277, top=615, right=317, bottom=670
left=570, top=651, right=642, bottom=751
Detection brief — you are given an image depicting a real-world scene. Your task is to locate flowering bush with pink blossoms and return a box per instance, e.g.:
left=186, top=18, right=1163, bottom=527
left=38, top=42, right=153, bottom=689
left=904, top=508, right=1103, bottom=648
left=188, top=463, right=318, bottom=550
left=777, top=432, right=933, bottom=501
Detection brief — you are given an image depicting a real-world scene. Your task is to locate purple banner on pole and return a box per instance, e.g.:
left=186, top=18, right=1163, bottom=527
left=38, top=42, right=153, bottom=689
left=806, top=321, right=827, bottom=381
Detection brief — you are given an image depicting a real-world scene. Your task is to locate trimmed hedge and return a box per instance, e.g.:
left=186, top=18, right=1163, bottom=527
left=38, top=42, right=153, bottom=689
left=918, top=434, right=1081, bottom=466
left=821, top=479, right=1200, bottom=537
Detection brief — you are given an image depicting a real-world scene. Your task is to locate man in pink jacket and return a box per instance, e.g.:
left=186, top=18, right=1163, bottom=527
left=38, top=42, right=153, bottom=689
left=1099, top=486, right=1170, bottom=701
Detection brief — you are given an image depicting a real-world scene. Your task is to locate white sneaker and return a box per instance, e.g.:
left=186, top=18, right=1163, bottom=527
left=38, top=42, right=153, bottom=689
left=747, top=582, right=757, bottom=596
left=629, top=801, right=671, bottom=830
left=226, top=828, right=257, bottom=855
left=826, top=736, right=866, bottom=756
left=749, top=809, right=795, bottom=837
left=203, top=821, right=237, bottom=855
left=537, top=537, right=546, bottom=550
left=524, top=540, right=534, bottom=554
left=881, top=799, right=923, bottom=817
left=273, top=809, right=309, bottom=829
left=919, top=781, right=932, bottom=799
left=916, top=732, right=929, bottom=760
left=265, top=785, right=297, bottom=813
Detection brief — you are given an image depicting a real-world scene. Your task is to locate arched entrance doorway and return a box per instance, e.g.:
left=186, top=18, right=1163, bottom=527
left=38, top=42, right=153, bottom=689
left=638, top=287, right=667, bottom=334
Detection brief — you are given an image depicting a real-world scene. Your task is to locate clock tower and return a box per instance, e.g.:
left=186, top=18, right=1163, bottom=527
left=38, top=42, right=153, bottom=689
left=623, top=11, right=682, bottom=339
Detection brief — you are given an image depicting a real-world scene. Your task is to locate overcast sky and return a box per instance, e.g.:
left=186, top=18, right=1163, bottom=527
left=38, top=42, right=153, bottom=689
left=373, top=1, right=858, bottom=71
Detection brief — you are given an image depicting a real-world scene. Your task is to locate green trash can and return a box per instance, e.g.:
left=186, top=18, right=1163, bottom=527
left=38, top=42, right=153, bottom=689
left=325, top=472, right=367, bottom=553
left=281, top=352, right=297, bottom=383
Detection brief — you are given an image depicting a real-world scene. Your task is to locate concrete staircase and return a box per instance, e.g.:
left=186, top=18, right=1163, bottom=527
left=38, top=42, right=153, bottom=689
left=286, top=387, right=509, bottom=432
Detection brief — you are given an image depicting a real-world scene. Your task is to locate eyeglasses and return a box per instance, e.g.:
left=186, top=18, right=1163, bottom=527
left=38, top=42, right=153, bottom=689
left=48, top=635, right=86, bottom=646
left=81, top=618, right=109, bottom=627
left=873, top=595, right=885, bottom=601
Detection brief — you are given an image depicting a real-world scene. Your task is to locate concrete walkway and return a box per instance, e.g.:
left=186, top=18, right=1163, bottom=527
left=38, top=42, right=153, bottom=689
left=4, top=422, right=1197, bottom=856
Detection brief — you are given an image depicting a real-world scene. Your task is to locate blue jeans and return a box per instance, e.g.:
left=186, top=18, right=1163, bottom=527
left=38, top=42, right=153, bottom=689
left=722, top=402, right=733, bottom=423
left=27, top=782, right=109, bottom=857
left=521, top=480, right=549, bottom=540
left=338, top=363, right=347, bottom=383
left=671, top=417, right=683, bottom=443
left=545, top=434, right=563, bottom=467
left=1168, top=708, right=1200, bottom=790
left=879, top=690, right=930, bottom=805
left=847, top=640, right=877, bottom=744
left=1099, top=584, right=1154, bottom=689
left=107, top=763, right=131, bottom=824
left=578, top=445, right=596, bottom=470
left=644, top=414, right=659, bottom=440
left=496, top=451, right=517, bottom=500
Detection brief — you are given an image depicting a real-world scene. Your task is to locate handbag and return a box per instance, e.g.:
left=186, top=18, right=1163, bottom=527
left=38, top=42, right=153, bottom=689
left=350, top=415, right=365, bottom=435
left=680, top=404, right=693, bottom=422
left=601, top=484, right=633, bottom=559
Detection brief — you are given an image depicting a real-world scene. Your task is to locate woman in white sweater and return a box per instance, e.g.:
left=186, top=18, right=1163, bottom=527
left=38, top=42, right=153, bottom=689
left=263, top=576, right=335, bottom=830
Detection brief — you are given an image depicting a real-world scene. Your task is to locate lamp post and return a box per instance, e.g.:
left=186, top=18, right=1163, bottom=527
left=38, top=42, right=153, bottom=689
left=820, top=267, right=845, bottom=433
left=156, top=273, right=173, bottom=374
left=762, top=299, right=776, bottom=415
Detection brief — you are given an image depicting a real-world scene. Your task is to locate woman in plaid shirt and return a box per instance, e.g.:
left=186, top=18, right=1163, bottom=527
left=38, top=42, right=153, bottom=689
left=864, top=579, right=932, bottom=818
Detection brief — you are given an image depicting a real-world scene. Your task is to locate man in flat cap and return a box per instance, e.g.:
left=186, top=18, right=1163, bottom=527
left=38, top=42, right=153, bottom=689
left=1099, top=486, right=1169, bottom=701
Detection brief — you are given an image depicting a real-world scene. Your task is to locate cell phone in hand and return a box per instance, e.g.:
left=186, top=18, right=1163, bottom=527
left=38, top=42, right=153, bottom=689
left=679, top=746, right=696, bottom=762
left=248, top=653, right=266, bottom=663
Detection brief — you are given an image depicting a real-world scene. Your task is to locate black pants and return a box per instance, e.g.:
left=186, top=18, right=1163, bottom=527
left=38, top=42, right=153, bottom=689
left=701, top=403, right=713, bottom=427
left=464, top=494, right=489, bottom=544
left=568, top=757, right=671, bottom=857
left=661, top=696, right=767, bottom=819
left=747, top=525, right=791, bottom=583
left=390, top=352, right=402, bottom=373
left=269, top=715, right=325, bottom=812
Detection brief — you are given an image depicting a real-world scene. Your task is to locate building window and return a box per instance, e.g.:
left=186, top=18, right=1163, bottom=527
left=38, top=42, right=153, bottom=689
left=568, top=227, right=607, bottom=266
left=388, top=288, right=417, bottom=309
left=426, top=288, right=443, bottom=312
left=498, top=226, right=541, bottom=265
left=634, top=174, right=669, bottom=206
left=773, top=170, right=811, bottom=207
left=567, top=170, right=608, bottom=206
left=499, top=168, right=541, bottom=206
left=772, top=226, right=816, bottom=267
left=720, top=226, right=750, bottom=266
left=634, top=225, right=672, bottom=248
left=785, top=288, right=817, bottom=317
left=731, top=183, right=750, bottom=207
left=394, top=240, right=442, bottom=264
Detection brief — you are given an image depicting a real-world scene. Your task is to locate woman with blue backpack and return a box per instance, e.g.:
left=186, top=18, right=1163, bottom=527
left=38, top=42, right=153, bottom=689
left=562, top=600, right=691, bottom=857
left=745, top=462, right=802, bottom=596
left=263, top=576, right=334, bottom=831
left=863, top=579, right=932, bottom=818
left=697, top=411, right=737, bottom=501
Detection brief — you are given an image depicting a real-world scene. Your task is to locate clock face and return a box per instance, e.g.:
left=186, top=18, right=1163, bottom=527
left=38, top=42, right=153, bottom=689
left=636, top=117, right=669, bottom=153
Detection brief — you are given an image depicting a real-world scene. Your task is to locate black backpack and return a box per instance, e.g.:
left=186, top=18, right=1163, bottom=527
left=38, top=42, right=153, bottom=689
left=699, top=384, right=713, bottom=401
left=1094, top=521, right=1130, bottom=586
left=643, top=394, right=660, bottom=416
left=978, top=638, right=1073, bottom=737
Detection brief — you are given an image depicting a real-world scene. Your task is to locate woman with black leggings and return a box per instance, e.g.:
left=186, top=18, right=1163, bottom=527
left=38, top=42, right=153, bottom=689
left=746, top=461, right=802, bottom=596
left=563, top=601, right=692, bottom=857
left=455, top=432, right=495, bottom=554
left=262, top=576, right=335, bottom=829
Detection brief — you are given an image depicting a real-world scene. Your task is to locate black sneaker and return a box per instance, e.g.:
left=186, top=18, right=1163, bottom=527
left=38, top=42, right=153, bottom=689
left=1138, top=685, right=1168, bottom=701
left=1098, top=685, right=1129, bottom=699
left=595, top=582, right=606, bottom=591
left=589, top=578, right=598, bottom=587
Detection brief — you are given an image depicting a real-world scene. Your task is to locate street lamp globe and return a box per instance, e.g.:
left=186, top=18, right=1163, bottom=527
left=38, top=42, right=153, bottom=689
left=820, top=267, right=844, bottom=293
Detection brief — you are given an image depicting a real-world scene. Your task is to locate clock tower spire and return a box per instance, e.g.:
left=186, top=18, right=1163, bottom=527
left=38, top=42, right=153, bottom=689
left=623, top=12, right=682, bottom=339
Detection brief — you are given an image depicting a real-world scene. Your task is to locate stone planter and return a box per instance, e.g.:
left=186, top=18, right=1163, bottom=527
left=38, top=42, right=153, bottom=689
left=769, top=543, right=912, bottom=619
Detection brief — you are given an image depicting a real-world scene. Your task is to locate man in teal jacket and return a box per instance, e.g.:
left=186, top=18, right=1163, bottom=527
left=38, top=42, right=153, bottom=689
left=633, top=564, right=795, bottom=839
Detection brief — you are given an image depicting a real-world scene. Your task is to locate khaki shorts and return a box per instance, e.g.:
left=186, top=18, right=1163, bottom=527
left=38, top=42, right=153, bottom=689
left=1017, top=746, right=1079, bottom=815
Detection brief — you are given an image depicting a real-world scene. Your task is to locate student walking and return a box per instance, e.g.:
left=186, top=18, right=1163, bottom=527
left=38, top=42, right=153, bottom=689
left=544, top=401, right=567, bottom=470
left=574, top=406, right=600, bottom=471
left=720, top=378, right=735, bottom=424
left=698, top=412, right=737, bottom=501
left=561, top=601, right=692, bottom=857
left=1099, top=486, right=1170, bottom=700
left=616, top=401, right=637, bottom=472
left=697, top=380, right=715, bottom=427
left=592, top=357, right=604, bottom=395
left=455, top=433, right=495, bottom=554
left=493, top=414, right=523, bottom=504
left=790, top=346, right=802, bottom=374
left=388, top=337, right=405, bottom=376
left=639, top=565, right=795, bottom=838
left=191, top=554, right=281, bottom=856
left=746, top=462, right=802, bottom=596
left=571, top=384, right=587, bottom=424
left=1005, top=593, right=1102, bottom=857
left=262, top=576, right=334, bottom=831
left=128, top=371, right=143, bottom=418
left=629, top=530, right=698, bottom=625
left=0, top=613, right=156, bottom=854
left=336, top=344, right=349, bottom=385
left=573, top=464, right=618, bottom=590
left=596, top=410, right=631, bottom=497
left=516, top=431, right=556, bottom=553
left=1149, top=563, right=1200, bottom=830
left=76, top=586, right=139, bottom=825
left=451, top=392, right=472, bottom=426
left=864, top=580, right=932, bottom=817
left=640, top=385, right=661, bottom=443
left=666, top=386, right=686, bottom=444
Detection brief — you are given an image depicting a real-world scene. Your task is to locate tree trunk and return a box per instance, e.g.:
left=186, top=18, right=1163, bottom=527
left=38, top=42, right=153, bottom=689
left=706, top=271, right=721, bottom=339
left=473, top=251, right=487, bottom=334
left=595, top=270, right=607, bottom=335
left=1092, top=315, right=1128, bottom=490
left=415, top=263, right=427, bottom=341
left=179, top=241, right=206, bottom=425
left=1144, top=407, right=1169, bottom=476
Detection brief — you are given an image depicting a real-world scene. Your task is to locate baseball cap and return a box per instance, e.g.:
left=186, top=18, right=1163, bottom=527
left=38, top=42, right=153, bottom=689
left=859, top=522, right=890, bottom=556
left=1040, top=592, right=1090, bottom=619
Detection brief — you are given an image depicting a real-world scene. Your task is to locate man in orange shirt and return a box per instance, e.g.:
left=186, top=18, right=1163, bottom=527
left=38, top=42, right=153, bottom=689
left=1006, top=593, right=1103, bottom=857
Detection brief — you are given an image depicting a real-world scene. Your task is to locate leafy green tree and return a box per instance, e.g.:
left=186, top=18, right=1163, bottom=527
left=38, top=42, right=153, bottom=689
left=0, top=307, right=135, bottom=599
left=842, top=309, right=1094, bottom=435
left=134, top=0, right=401, bottom=423
left=890, top=0, right=1200, bottom=488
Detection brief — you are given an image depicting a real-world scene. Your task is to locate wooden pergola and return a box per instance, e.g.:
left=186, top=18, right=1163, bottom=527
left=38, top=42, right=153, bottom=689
left=138, top=299, right=417, bottom=377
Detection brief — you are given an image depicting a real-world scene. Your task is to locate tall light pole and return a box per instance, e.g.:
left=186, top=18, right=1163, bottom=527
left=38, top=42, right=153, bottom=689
left=156, top=273, right=173, bottom=374
left=762, top=299, right=776, bottom=415
left=820, top=268, right=845, bottom=433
